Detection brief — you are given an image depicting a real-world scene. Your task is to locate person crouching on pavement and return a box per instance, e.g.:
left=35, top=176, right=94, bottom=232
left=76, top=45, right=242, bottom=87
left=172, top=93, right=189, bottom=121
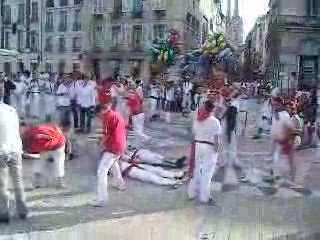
left=91, top=101, right=127, bottom=207
left=21, top=124, right=69, bottom=189
left=188, top=100, right=222, bottom=204
left=0, top=101, right=28, bottom=223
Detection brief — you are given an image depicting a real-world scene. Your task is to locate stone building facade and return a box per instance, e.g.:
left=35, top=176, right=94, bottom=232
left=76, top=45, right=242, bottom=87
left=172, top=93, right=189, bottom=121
left=266, top=0, right=320, bottom=89
left=83, top=0, right=222, bottom=79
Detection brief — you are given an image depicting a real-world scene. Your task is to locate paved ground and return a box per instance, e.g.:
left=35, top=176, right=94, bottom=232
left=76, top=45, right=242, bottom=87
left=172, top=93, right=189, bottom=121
left=1, top=99, right=320, bottom=239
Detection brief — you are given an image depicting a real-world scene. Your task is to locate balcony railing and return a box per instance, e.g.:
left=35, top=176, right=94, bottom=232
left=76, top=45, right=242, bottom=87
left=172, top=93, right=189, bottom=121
left=270, top=15, right=320, bottom=28
left=72, top=47, right=81, bottom=52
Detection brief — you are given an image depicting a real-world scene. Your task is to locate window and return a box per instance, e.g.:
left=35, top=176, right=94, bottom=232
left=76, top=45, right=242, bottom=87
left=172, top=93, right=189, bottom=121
left=112, top=26, right=121, bottom=47
left=73, top=63, right=80, bottom=72
left=17, top=4, right=25, bottom=24
left=72, top=37, right=81, bottom=52
left=3, top=6, right=11, bottom=24
left=152, top=0, right=166, bottom=10
left=4, top=63, right=11, bottom=75
left=47, top=0, right=54, bottom=8
left=314, top=0, right=320, bottom=15
left=30, top=63, right=38, bottom=72
left=30, top=31, right=38, bottom=52
left=58, top=37, right=66, bottom=52
left=31, top=2, right=38, bottom=22
left=59, top=11, right=68, bottom=31
left=46, top=12, right=54, bottom=32
left=73, top=9, right=81, bottom=31
left=132, top=25, right=143, bottom=49
left=58, top=61, right=66, bottom=73
left=74, top=0, right=82, bottom=5
left=60, top=0, right=68, bottom=7
left=17, top=30, right=24, bottom=51
left=133, top=0, right=143, bottom=12
left=4, top=32, right=10, bottom=49
left=45, top=63, right=53, bottom=73
left=45, top=37, right=53, bottom=52
left=153, top=24, right=166, bottom=40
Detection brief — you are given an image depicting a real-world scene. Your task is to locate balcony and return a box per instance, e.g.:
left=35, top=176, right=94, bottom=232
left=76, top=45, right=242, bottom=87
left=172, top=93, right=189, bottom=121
left=92, top=0, right=111, bottom=16
left=269, top=15, right=320, bottom=29
left=153, top=9, right=166, bottom=18
left=72, top=47, right=81, bottom=52
left=73, top=22, right=81, bottom=31
left=131, top=45, right=144, bottom=53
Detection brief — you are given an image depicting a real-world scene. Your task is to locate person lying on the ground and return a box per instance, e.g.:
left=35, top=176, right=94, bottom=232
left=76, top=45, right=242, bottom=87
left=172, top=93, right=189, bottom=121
left=21, top=123, right=70, bottom=189
left=120, top=159, right=186, bottom=186
left=124, top=146, right=187, bottom=169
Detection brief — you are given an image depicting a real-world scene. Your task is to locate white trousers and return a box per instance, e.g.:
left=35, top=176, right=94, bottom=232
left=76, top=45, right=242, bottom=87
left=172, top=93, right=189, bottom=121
left=32, top=145, right=65, bottom=178
left=30, top=93, right=40, bottom=118
left=149, top=98, right=158, bottom=117
left=44, top=94, right=56, bottom=117
left=97, top=152, right=125, bottom=202
left=132, top=113, right=149, bottom=140
left=188, top=143, right=218, bottom=203
left=121, top=162, right=178, bottom=186
left=11, top=95, right=25, bottom=118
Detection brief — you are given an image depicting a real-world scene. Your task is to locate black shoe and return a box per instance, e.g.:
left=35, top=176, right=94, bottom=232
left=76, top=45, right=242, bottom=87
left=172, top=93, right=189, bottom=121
left=0, top=213, right=9, bottom=224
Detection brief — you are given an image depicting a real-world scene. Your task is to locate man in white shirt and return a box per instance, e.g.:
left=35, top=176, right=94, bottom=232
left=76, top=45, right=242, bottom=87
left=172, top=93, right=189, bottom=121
left=148, top=80, right=160, bottom=121
left=188, top=100, right=222, bottom=204
left=0, top=102, right=28, bottom=223
left=56, top=74, right=72, bottom=127
left=77, top=76, right=96, bottom=133
left=43, top=74, right=57, bottom=122
left=11, top=76, right=27, bottom=119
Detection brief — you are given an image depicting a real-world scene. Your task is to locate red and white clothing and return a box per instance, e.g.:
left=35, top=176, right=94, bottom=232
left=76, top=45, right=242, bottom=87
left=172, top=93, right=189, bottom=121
left=95, top=109, right=127, bottom=204
left=23, top=125, right=66, bottom=181
left=127, top=90, right=149, bottom=140
left=188, top=108, right=222, bottom=203
left=97, top=80, right=113, bottom=105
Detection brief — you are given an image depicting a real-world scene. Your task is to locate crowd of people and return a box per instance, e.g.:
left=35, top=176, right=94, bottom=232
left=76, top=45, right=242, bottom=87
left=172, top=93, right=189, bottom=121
left=0, top=68, right=318, bottom=223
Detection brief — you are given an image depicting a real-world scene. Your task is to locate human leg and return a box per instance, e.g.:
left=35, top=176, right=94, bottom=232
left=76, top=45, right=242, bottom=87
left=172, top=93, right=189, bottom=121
left=199, top=149, right=218, bottom=203
left=51, top=146, right=66, bottom=188
left=7, top=154, right=28, bottom=218
left=0, top=155, right=10, bottom=219
left=96, top=152, right=119, bottom=203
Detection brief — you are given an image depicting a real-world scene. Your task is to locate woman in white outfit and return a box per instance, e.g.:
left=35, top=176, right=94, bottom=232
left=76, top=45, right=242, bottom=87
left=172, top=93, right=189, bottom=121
left=28, top=76, right=41, bottom=119
left=11, top=77, right=27, bottom=119
left=44, top=76, right=57, bottom=122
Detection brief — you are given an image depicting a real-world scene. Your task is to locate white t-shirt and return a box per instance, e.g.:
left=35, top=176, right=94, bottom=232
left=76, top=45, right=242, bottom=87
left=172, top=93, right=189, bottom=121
left=193, top=115, right=222, bottom=144
left=56, top=84, right=71, bottom=107
left=78, top=84, right=96, bottom=108
left=0, top=103, right=22, bottom=154
left=13, top=81, right=27, bottom=96
left=271, top=111, right=294, bottom=141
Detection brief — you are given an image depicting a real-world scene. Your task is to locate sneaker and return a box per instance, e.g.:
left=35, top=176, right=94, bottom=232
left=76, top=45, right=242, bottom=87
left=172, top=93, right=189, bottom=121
left=89, top=200, right=108, bottom=207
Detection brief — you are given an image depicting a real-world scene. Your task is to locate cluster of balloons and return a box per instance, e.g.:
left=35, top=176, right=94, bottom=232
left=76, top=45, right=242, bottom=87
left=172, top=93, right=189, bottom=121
left=148, top=29, right=181, bottom=66
left=183, top=32, right=238, bottom=79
